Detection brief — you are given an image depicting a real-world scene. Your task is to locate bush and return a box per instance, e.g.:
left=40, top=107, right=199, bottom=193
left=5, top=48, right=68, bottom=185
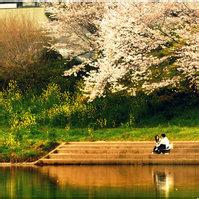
left=1, top=81, right=198, bottom=146
left=0, top=15, right=48, bottom=89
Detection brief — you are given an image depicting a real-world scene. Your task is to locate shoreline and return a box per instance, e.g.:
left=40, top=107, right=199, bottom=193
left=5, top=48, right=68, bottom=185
left=1, top=141, right=199, bottom=166
left=0, top=162, right=36, bottom=167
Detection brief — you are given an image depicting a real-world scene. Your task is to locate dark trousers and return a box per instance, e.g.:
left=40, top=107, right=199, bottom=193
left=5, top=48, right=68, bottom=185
left=156, top=144, right=166, bottom=154
left=153, top=146, right=158, bottom=153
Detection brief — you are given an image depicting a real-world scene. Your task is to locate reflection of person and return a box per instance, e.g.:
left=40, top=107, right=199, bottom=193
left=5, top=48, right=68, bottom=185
left=153, top=135, right=161, bottom=154
left=156, top=133, right=170, bottom=154
left=153, top=170, right=174, bottom=198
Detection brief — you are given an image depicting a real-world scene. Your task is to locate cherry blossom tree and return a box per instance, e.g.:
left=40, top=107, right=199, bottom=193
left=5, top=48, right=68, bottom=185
left=44, top=2, right=104, bottom=58
left=44, top=2, right=199, bottom=101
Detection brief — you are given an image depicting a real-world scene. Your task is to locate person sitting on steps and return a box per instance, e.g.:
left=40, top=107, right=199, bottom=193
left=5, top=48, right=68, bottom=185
left=153, top=135, right=161, bottom=154
left=156, top=133, right=170, bottom=154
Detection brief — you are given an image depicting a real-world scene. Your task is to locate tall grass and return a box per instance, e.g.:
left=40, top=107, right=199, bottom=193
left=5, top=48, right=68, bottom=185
left=1, top=81, right=198, bottom=136
left=0, top=81, right=198, bottom=162
left=0, top=81, right=153, bottom=144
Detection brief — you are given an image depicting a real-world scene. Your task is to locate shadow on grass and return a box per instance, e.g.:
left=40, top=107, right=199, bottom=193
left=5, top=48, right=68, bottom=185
left=137, top=105, right=199, bottom=128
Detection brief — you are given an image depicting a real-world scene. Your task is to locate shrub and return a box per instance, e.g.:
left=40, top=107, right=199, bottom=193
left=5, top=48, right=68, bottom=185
left=0, top=15, right=47, bottom=87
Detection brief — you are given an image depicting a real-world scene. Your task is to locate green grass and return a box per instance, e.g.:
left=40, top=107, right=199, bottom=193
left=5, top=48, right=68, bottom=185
left=1, top=105, right=198, bottom=162
left=0, top=126, right=198, bottom=162
left=0, top=125, right=198, bottom=162
left=0, top=82, right=198, bottom=162
left=36, top=125, right=198, bottom=142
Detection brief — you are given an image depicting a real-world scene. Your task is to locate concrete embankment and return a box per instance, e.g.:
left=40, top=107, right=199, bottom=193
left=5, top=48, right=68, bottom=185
left=35, top=141, right=199, bottom=165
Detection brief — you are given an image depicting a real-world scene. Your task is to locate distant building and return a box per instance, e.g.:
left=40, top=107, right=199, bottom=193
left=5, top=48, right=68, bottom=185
left=0, top=2, right=40, bottom=9
left=0, top=2, right=47, bottom=23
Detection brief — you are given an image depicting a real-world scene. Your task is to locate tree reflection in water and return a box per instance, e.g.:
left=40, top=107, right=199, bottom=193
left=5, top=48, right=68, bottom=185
left=0, top=166, right=199, bottom=199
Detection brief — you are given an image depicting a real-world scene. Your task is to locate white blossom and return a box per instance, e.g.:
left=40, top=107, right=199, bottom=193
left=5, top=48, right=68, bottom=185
left=44, top=2, right=199, bottom=101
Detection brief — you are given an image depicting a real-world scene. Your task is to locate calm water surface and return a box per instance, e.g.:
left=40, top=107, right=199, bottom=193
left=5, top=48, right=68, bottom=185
left=0, top=165, right=199, bottom=198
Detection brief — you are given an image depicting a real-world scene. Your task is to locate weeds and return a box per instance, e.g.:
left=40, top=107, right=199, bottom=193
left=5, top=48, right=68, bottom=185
left=0, top=81, right=198, bottom=162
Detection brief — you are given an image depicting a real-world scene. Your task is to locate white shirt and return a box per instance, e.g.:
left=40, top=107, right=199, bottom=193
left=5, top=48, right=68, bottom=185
left=159, top=137, right=170, bottom=148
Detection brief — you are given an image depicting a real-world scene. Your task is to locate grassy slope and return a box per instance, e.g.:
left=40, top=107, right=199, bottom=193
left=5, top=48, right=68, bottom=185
left=45, top=105, right=199, bottom=141
left=0, top=105, right=198, bottom=162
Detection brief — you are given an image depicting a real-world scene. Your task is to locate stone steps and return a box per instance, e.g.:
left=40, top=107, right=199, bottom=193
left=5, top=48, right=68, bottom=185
left=57, top=146, right=199, bottom=151
left=36, top=141, right=199, bottom=165
left=48, top=154, right=199, bottom=159
left=62, top=141, right=199, bottom=144
left=59, top=145, right=199, bottom=149
left=37, top=159, right=199, bottom=165
left=56, top=148, right=199, bottom=154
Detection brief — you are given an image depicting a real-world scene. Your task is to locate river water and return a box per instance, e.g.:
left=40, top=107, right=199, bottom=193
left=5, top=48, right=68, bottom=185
left=0, top=165, right=199, bottom=198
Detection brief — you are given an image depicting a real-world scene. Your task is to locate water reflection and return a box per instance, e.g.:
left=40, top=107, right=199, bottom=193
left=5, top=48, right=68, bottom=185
left=153, top=170, right=174, bottom=198
left=0, top=166, right=199, bottom=198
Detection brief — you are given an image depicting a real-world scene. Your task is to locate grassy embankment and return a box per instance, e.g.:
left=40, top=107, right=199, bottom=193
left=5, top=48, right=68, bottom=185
left=0, top=9, right=198, bottom=163
left=0, top=83, right=198, bottom=162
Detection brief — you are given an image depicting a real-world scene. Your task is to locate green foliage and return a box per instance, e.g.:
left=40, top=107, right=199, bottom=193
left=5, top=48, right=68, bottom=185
left=1, top=81, right=198, bottom=131
left=0, top=11, right=198, bottom=163
left=0, top=80, right=198, bottom=162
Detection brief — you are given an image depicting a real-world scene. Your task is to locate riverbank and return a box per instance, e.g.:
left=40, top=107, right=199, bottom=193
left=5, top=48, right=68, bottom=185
left=0, top=163, right=35, bottom=167
left=37, top=141, right=199, bottom=165
left=0, top=125, right=199, bottom=163
left=1, top=141, right=199, bottom=166
left=0, top=103, right=198, bottom=163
